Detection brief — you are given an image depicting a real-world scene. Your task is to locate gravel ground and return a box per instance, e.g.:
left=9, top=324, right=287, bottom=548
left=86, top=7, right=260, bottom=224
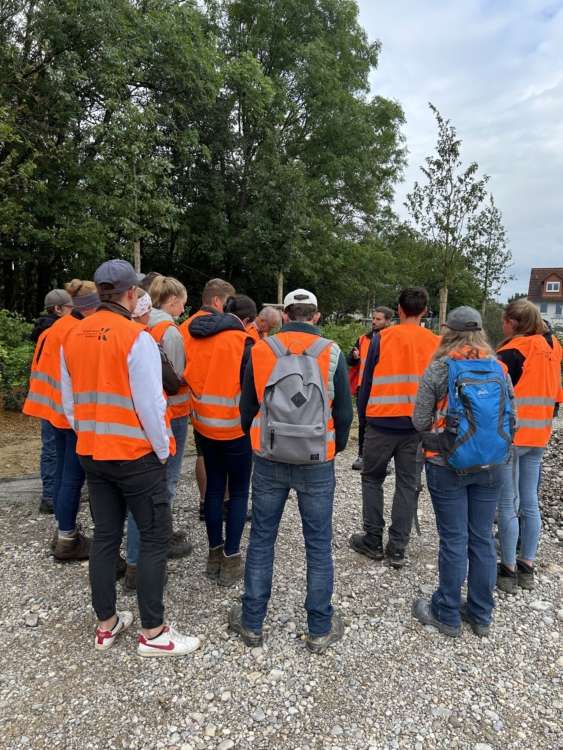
left=1, top=431, right=562, bottom=750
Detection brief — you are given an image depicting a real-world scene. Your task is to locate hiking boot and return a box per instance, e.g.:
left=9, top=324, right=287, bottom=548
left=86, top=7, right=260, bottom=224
left=168, top=530, right=193, bottom=559
left=306, top=612, right=345, bottom=654
left=219, top=551, right=243, bottom=587
left=385, top=544, right=406, bottom=569
left=351, top=456, right=363, bottom=471
left=124, top=564, right=137, bottom=592
left=349, top=533, right=384, bottom=561
left=137, top=625, right=201, bottom=658
left=411, top=598, right=460, bottom=638
left=39, top=497, right=54, bottom=514
left=206, top=545, right=224, bottom=581
left=116, top=554, right=127, bottom=580
left=228, top=603, right=263, bottom=647
left=53, top=531, right=91, bottom=561
left=460, top=600, right=490, bottom=638
left=95, top=611, right=134, bottom=652
left=199, top=500, right=205, bottom=521
left=49, top=528, right=58, bottom=552
left=497, top=563, right=518, bottom=594
left=516, top=560, right=535, bottom=590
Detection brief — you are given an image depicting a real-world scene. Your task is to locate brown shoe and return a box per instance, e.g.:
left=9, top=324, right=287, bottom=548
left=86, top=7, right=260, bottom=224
left=53, top=531, right=91, bottom=561
left=168, top=529, right=193, bottom=559
left=218, top=551, right=243, bottom=587
left=49, top=528, right=58, bottom=552
left=206, top=545, right=224, bottom=581
left=124, top=564, right=137, bottom=592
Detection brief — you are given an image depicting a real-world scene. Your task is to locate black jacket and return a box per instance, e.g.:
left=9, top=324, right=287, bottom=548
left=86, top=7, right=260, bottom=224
left=30, top=314, right=58, bottom=343
left=239, top=322, right=353, bottom=454
left=188, top=310, right=253, bottom=386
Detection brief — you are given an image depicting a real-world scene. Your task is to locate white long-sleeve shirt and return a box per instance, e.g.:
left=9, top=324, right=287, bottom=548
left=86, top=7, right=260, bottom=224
left=60, top=330, right=170, bottom=460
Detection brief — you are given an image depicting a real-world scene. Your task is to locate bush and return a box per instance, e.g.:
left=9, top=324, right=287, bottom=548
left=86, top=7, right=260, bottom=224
left=0, top=310, right=34, bottom=410
left=321, top=322, right=366, bottom=354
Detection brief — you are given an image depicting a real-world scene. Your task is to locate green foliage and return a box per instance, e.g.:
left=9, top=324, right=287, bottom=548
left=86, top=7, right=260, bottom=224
left=321, top=321, right=366, bottom=354
left=0, top=310, right=34, bottom=410
left=0, top=310, right=33, bottom=347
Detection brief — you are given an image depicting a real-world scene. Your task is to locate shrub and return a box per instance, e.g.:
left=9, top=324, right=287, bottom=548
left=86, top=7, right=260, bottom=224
left=0, top=310, right=34, bottom=410
left=321, top=322, right=366, bottom=355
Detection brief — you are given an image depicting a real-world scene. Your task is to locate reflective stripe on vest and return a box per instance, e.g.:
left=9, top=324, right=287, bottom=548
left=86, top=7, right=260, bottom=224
left=515, top=396, right=555, bottom=407
left=25, top=392, right=65, bottom=414
left=368, top=394, right=417, bottom=405
left=74, top=391, right=134, bottom=410
left=148, top=318, right=191, bottom=419
left=371, top=374, right=421, bottom=385
left=192, top=411, right=241, bottom=429
left=30, top=371, right=60, bottom=390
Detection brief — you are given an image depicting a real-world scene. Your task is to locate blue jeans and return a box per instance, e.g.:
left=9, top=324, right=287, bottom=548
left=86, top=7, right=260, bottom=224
left=126, top=416, right=188, bottom=565
left=242, top=456, right=336, bottom=636
left=426, top=462, right=502, bottom=627
left=53, top=427, right=85, bottom=533
left=40, top=419, right=57, bottom=501
left=199, top=432, right=252, bottom=556
left=498, top=446, right=544, bottom=566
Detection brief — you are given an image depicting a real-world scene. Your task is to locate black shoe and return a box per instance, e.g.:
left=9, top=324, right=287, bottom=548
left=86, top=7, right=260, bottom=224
left=124, top=564, right=137, bottom=592
left=516, top=560, right=535, bottom=590
left=306, top=612, right=344, bottom=654
left=496, top=563, right=517, bottom=594
left=349, top=533, right=384, bottom=561
left=412, top=598, right=460, bottom=638
left=39, top=497, right=54, bottom=515
left=168, top=530, right=193, bottom=559
left=460, top=600, right=490, bottom=638
left=228, top=603, right=263, bottom=647
left=351, top=456, right=363, bottom=471
left=199, top=501, right=205, bottom=522
left=116, top=554, right=127, bottom=580
left=385, top=544, right=406, bottom=569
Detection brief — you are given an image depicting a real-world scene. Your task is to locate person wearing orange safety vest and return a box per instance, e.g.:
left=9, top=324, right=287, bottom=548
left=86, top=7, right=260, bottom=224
left=347, top=306, right=394, bottom=470
left=350, top=287, right=439, bottom=569
left=61, top=259, right=200, bottom=657
left=179, top=277, right=236, bottom=520
left=23, top=288, right=93, bottom=561
left=496, top=299, right=562, bottom=594
left=228, top=289, right=353, bottom=654
left=245, top=306, right=282, bottom=343
left=185, top=294, right=256, bottom=587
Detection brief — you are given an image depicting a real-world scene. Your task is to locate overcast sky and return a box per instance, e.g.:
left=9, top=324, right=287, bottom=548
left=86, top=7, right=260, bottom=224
left=357, top=0, right=563, bottom=300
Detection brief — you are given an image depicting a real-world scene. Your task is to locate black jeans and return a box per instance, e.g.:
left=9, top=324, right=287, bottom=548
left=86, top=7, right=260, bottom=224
left=361, top=424, right=422, bottom=551
left=199, top=433, right=252, bottom=555
left=80, top=453, right=172, bottom=630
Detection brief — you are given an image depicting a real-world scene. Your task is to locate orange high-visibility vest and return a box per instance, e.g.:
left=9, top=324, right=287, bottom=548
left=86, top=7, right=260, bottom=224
left=23, top=315, right=79, bottom=429
left=179, top=309, right=211, bottom=356
left=498, top=334, right=560, bottom=447
left=358, top=333, right=371, bottom=388
left=149, top=319, right=191, bottom=420
left=245, top=322, right=261, bottom=344
left=552, top=335, right=563, bottom=404
left=366, top=325, right=439, bottom=419
left=64, top=310, right=174, bottom=460
left=185, top=328, right=248, bottom=440
left=250, top=331, right=338, bottom=461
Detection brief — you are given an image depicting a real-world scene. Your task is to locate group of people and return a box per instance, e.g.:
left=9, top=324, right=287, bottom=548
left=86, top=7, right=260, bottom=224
left=22, top=261, right=561, bottom=655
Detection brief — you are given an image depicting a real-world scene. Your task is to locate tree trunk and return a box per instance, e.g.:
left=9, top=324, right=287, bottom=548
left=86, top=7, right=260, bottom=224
left=133, top=239, right=141, bottom=273
left=438, top=285, right=448, bottom=327
left=481, top=297, right=487, bottom=317
left=277, top=270, right=284, bottom=305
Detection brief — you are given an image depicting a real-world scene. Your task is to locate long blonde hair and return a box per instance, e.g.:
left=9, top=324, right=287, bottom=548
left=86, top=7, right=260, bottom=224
left=150, top=276, right=187, bottom=309
left=433, top=329, right=496, bottom=361
left=499, top=298, right=547, bottom=347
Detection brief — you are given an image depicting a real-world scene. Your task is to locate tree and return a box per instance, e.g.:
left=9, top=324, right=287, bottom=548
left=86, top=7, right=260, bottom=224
left=507, top=292, right=527, bottom=303
left=468, top=194, right=512, bottom=315
left=405, top=103, right=488, bottom=325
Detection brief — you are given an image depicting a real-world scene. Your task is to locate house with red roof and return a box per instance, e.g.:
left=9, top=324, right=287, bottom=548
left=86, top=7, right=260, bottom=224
left=527, top=267, right=563, bottom=329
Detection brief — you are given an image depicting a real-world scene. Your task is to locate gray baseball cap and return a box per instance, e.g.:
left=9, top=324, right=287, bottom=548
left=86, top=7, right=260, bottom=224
left=44, top=289, right=73, bottom=309
left=94, top=259, right=142, bottom=294
left=446, top=306, right=482, bottom=331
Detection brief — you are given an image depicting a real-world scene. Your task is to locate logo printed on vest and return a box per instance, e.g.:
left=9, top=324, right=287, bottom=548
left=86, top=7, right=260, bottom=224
left=97, top=327, right=111, bottom=341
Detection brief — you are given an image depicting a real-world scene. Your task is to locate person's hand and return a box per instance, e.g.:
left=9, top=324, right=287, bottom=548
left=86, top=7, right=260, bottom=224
left=159, top=457, right=168, bottom=465
left=352, top=347, right=360, bottom=360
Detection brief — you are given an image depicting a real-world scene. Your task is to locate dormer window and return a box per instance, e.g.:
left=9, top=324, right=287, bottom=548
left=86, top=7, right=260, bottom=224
left=546, top=281, right=561, bottom=293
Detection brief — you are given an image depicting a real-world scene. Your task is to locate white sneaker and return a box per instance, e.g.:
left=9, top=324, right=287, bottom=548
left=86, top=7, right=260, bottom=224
left=137, top=625, right=201, bottom=657
left=95, top=611, right=134, bottom=651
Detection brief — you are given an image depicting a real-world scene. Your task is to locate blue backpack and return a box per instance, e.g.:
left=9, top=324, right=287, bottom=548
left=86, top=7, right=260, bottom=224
left=441, top=358, right=514, bottom=471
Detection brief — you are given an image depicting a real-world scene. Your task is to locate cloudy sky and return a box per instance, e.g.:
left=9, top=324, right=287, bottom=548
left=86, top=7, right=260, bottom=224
left=356, top=0, right=563, bottom=299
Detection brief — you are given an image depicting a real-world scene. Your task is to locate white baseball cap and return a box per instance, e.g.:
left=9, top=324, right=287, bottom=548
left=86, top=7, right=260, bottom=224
left=283, top=288, right=318, bottom=309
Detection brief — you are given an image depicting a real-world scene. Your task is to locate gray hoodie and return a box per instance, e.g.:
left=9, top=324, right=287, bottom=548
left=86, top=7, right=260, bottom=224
left=148, top=308, right=186, bottom=378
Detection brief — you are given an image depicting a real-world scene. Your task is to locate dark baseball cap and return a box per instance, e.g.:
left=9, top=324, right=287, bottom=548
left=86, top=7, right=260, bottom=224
left=94, top=259, right=143, bottom=294
left=44, top=289, right=73, bottom=309
left=446, top=306, right=482, bottom=331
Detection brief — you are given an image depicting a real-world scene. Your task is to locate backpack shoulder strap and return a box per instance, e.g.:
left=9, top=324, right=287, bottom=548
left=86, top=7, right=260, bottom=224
left=264, top=335, right=289, bottom=359
left=304, top=337, right=341, bottom=400
left=304, top=336, right=332, bottom=358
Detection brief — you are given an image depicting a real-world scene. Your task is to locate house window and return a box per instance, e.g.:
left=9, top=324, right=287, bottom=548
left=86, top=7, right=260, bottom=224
left=540, top=302, right=548, bottom=313
left=546, top=281, right=561, bottom=292
left=556, top=304, right=563, bottom=316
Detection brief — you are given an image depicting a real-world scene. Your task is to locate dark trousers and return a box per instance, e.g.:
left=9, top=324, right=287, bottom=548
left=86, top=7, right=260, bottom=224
left=53, top=427, right=85, bottom=532
left=357, top=411, right=366, bottom=457
left=199, top=433, right=252, bottom=555
left=80, top=453, right=171, bottom=630
left=426, top=462, right=501, bottom=626
left=361, top=424, right=421, bottom=551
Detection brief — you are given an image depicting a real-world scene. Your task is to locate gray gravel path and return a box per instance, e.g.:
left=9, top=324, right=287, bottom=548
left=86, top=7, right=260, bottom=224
left=1, top=436, right=561, bottom=750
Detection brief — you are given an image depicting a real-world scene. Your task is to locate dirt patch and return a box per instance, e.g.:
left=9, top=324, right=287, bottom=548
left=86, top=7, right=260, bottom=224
left=0, top=410, right=40, bottom=478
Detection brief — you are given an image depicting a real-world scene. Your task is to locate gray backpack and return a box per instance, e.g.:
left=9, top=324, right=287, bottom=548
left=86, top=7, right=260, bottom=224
left=255, top=335, right=339, bottom=464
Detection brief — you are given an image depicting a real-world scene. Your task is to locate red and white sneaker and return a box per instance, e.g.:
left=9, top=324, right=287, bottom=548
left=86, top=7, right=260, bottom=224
left=95, top=611, right=134, bottom=651
left=137, top=625, right=201, bottom=657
